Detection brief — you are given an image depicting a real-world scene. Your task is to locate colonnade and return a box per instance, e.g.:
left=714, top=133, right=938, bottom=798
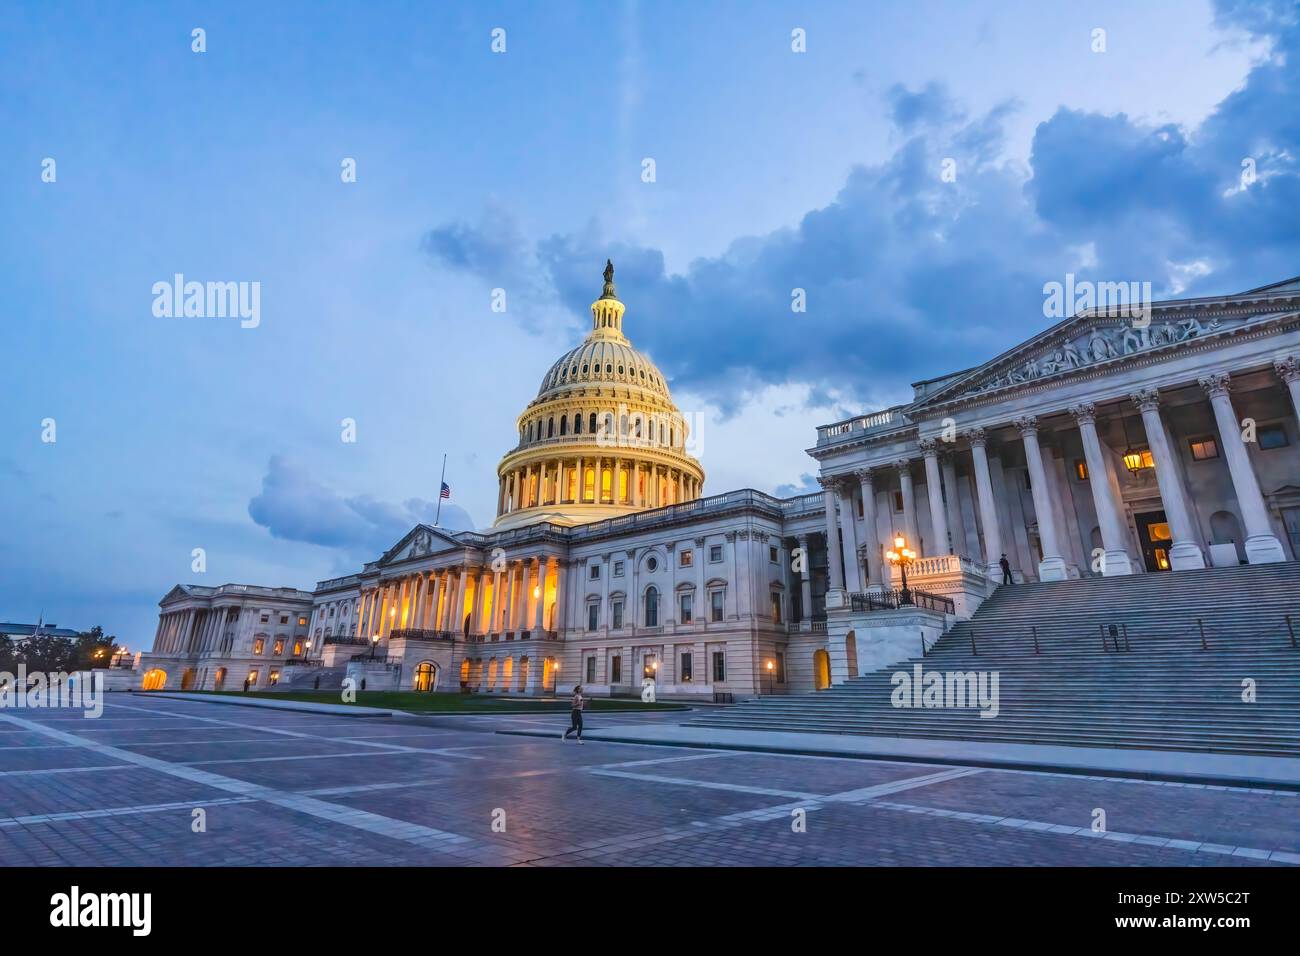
left=497, top=457, right=699, bottom=516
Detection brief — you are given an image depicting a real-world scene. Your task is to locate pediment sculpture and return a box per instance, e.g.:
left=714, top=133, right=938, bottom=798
left=961, top=314, right=1224, bottom=397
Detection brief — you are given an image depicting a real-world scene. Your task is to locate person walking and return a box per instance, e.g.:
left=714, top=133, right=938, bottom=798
left=561, top=685, right=586, bottom=744
left=999, top=553, right=1013, bottom=586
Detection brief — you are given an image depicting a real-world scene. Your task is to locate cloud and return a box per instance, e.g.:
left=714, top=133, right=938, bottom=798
left=421, top=1, right=1300, bottom=413
left=247, top=455, right=475, bottom=558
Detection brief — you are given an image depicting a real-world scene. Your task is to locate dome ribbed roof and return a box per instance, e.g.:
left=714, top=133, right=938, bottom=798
left=537, top=339, right=671, bottom=400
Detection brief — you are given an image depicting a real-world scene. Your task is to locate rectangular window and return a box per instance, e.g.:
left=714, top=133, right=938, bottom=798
left=272, top=638, right=285, bottom=656
left=679, top=593, right=693, bottom=624
left=260, top=613, right=270, bottom=624
left=769, top=546, right=778, bottom=563
left=589, top=564, right=600, bottom=580
left=711, top=589, right=724, bottom=622
left=711, top=651, right=725, bottom=683
left=1259, top=424, right=1289, bottom=450
left=770, top=592, right=782, bottom=624
left=1189, top=437, right=1219, bottom=460
left=893, top=491, right=904, bottom=512
left=253, top=638, right=265, bottom=655
left=586, top=657, right=596, bottom=684
left=292, top=640, right=303, bottom=656
left=297, top=616, right=307, bottom=626
left=680, top=651, right=693, bottom=682
left=269, top=670, right=280, bottom=686
left=680, top=549, right=693, bottom=567
left=709, top=544, right=723, bottom=563
left=587, top=603, right=598, bottom=631
left=247, top=669, right=259, bottom=687
left=611, top=655, right=622, bottom=684
left=613, top=560, right=624, bottom=576
left=280, top=614, right=289, bottom=625
left=612, top=600, right=624, bottom=629
left=1074, top=459, right=1089, bottom=480
left=775, top=652, right=786, bottom=683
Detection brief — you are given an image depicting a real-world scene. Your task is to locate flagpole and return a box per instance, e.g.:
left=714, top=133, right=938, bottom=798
left=435, top=453, right=447, bottom=526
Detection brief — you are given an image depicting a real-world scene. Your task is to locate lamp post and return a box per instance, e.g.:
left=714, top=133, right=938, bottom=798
left=370, top=632, right=380, bottom=660
left=764, top=659, right=775, bottom=695
left=884, top=533, right=917, bottom=606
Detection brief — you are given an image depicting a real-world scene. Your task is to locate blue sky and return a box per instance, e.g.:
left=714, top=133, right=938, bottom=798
left=2, top=0, right=1297, bottom=646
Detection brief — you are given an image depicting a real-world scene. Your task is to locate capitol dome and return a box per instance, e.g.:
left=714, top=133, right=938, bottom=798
left=493, top=260, right=705, bottom=529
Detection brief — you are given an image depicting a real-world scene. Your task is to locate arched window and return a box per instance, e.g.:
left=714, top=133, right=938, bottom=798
left=574, top=413, right=582, bottom=435
left=645, top=586, right=659, bottom=627
left=589, top=412, right=598, bottom=433
left=560, top=416, right=568, bottom=436
left=604, top=413, right=613, bottom=435
left=548, top=418, right=554, bottom=438
left=635, top=417, right=643, bottom=438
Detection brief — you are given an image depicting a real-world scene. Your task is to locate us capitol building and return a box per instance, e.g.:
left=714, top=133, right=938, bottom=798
left=139, top=265, right=1300, bottom=698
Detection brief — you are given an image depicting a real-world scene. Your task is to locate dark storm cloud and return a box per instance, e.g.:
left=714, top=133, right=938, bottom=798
left=423, top=0, right=1300, bottom=409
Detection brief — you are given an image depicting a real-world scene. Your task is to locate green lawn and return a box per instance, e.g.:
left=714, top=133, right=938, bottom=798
left=178, top=689, right=688, bottom=714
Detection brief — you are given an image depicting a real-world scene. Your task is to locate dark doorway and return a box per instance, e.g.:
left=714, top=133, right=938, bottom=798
left=1135, top=511, right=1172, bottom=572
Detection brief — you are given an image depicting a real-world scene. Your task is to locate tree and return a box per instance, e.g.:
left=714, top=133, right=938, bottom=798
left=72, top=626, right=119, bottom=671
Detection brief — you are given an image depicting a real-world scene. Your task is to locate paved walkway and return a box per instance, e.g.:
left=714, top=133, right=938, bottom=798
left=501, top=723, right=1300, bottom=789
left=0, top=696, right=1295, bottom=866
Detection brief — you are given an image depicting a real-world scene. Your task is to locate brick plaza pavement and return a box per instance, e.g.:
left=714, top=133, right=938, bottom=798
left=0, top=696, right=1296, bottom=867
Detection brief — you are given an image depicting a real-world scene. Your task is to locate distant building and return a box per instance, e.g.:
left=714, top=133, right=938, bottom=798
left=0, top=622, right=81, bottom=647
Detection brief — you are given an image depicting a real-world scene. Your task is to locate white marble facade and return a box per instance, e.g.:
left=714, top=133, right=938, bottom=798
left=145, top=276, right=1300, bottom=696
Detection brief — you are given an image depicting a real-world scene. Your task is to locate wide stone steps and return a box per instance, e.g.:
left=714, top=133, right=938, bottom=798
left=688, top=562, right=1300, bottom=755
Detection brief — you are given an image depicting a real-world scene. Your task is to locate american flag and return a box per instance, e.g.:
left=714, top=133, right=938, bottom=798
left=440, top=482, right=451, bottom=499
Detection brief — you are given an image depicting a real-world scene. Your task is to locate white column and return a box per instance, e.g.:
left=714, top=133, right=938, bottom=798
left=856, top=469, right=885, bottom=589
left=940, top=453, right=967, bottom=558
left=835, top=480, right=861, bottom=591
left=552, top=560, right=566, bottom=632
left=919, top=439, right=950, bottom=556
left=1126, top=389, right=1205, bottom=569
left=533, top=558, right=546, bottom=631
left=1277, top=356, right=1300, bottom=431
left=817, top=476, right=846, bottom=604
left=895, top=460, right=920, bottom=552
left=1198, top=373, right=1287, bottom=563
left=1013, top=416, right=1068, bottom=581
left=505, top=561, right=519, bottom=631
left=457, top=566, right=470, bottom=635
left=1069, top=403, right=1136, bottom=575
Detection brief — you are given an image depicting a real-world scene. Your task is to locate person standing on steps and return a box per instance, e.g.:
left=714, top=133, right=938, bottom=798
left=999, top=553, right=1013, bottom=586
left=561, top=685, right=586, bottom=744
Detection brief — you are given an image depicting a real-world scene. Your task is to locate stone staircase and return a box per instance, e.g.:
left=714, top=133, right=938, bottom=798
left=688, top=563, right=1300, bottom=756
left=273, top=665, right=348, bottom=691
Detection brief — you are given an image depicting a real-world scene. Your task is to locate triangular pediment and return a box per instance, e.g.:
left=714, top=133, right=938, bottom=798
left=377, top=524, right=464, bottom=566
left=917, top=298, right=1298, bottom=409
left=159, top=584, right=193, bottom=606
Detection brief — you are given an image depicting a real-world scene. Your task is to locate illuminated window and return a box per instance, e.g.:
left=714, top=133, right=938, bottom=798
left=680, top=549, right=693, bottom=567
left=253, top=638, right=265, bottom=655
left=269, top=670, right=280, bottom=686
left=272, top=638, right=285, bottom=656
left=1074, top=459, right=1089, bottom=480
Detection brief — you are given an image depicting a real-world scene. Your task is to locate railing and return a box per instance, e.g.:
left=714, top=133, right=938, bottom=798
left=850, top=588, right=955, bottom=615
left=389, top=629, right=454, bottom=643
left=324, top=636, right=370, bottom=646
left=815, top=406, right=910, bottom=445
